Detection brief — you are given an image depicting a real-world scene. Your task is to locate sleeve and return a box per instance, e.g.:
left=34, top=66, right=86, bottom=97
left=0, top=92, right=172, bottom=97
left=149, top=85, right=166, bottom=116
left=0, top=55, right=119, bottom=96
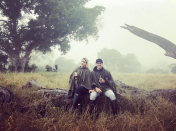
left=91, top=72, right=97, bottom=89
left=107, top=71, right=117, bottom=95
left=67, top=67, right=78, bottom=98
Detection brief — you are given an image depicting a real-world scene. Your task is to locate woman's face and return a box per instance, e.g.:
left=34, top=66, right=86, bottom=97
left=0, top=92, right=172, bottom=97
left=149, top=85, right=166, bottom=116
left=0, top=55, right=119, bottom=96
left=81, top=59, right=87, bottom=67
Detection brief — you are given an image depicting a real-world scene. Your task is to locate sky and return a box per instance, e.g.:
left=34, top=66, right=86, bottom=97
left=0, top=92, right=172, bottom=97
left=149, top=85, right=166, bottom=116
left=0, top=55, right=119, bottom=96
left=52, top=0, right=176, bottom=71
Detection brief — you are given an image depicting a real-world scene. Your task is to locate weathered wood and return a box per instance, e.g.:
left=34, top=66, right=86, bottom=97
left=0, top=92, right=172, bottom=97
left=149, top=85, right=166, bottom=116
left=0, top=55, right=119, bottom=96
left=22, top=79, right=45, bottom=89
left=22, top=79, right=176, bottom=105
left=0, top=86, right=11, bottom=102
left=121, top=24, right=176, bottom=59
left=0, top=86, right=19, bottom=103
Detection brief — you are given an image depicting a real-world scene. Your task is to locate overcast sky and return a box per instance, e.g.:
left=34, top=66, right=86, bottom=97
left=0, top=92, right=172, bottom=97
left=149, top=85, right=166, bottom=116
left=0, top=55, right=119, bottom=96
left=52, top=0, right=176, bottom=70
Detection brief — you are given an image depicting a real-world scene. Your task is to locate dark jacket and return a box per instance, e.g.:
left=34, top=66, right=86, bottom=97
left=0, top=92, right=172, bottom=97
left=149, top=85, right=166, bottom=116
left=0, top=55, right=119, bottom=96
left=67, top=66, right=92, bottom=98
left=91, top=66, right=117, bottom=94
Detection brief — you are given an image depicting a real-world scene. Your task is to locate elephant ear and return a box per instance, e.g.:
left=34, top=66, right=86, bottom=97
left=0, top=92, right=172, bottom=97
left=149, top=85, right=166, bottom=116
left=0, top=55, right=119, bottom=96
left=121, top=24, right=176, bottom=59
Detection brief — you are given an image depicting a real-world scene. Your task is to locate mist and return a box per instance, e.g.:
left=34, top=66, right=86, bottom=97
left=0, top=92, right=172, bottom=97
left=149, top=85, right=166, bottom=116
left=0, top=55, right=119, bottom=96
left=29, top=0, right=176, bottom=73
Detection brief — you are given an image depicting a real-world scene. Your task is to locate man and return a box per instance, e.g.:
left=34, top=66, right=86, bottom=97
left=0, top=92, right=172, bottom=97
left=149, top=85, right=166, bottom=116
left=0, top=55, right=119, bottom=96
left=89, top=58, right=118, bottom=115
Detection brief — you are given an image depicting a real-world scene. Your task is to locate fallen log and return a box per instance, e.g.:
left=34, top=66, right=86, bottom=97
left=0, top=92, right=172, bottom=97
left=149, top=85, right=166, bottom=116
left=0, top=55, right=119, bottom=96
left=120, top=24, right=176, bottom=59
left=0, top=86, right=19, bottom=103
left=1, top=79, right=176, bottom=115
left=22, top=79, right=176, bottom=109
left=0, top=86, right=29, bottom=113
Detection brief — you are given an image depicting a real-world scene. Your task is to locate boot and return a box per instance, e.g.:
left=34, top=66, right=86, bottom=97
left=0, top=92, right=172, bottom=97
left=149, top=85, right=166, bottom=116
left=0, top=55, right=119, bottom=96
left=111, top=100, right=118, bottom=115
left=71, top=93, right=80, bottom=113
left=77, top=103, right=82, bottom=115
left=89, top=100, right=95, bottom=115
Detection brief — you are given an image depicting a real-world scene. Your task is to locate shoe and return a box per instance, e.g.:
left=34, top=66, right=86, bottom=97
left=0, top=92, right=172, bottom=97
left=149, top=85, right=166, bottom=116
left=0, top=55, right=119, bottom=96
left=89, top=100, right=95, bottom=115
left=78, top=103, right=82, bottom=115
left=111, top=99, right=118, bottom=115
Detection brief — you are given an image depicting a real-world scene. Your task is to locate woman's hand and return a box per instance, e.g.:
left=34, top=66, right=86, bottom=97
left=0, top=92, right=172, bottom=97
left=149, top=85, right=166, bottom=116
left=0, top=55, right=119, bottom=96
left=95, top=87, right=102, bottom=93
left=99, top=78, right=105, bottom=83
left=89, top=90, right=95, bottom=93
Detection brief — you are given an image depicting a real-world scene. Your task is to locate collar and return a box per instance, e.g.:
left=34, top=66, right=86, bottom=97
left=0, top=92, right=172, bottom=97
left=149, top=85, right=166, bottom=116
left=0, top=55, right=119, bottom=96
left=93, top=66, right=103, bottom=72
left=79, top=66, right=87, bottom=69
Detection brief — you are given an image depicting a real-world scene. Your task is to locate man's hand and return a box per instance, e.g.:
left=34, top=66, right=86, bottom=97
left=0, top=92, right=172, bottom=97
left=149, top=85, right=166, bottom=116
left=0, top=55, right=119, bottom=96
left=99, top=78, right=105, bottom=83
left=95, top=87, right=102, bottom=93
left=89, top=90, right=95, bottom=93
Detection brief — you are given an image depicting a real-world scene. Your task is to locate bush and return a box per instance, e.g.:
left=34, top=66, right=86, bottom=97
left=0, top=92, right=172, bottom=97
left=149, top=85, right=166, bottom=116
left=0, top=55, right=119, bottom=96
left=168, top=63, right=176, bottom=74
left=45, top=65, right=53, bottom=72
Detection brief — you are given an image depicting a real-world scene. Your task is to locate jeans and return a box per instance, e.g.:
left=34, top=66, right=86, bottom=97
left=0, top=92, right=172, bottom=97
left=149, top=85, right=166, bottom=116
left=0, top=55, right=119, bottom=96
left=75, top=86, right=88, bottom=97
left=90, top=89, right=116, bottom=101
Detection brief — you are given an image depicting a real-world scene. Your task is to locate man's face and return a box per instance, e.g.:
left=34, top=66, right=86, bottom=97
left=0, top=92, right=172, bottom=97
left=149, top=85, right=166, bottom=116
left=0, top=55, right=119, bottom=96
left=96, top=62, right=103, bottom=69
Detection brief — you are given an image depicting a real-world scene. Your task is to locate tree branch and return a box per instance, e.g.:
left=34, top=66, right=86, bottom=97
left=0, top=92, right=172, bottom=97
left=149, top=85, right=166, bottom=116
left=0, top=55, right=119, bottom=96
left=121, top=24, right=176, bottom=59
left=0, top=20, right=8, bottom=24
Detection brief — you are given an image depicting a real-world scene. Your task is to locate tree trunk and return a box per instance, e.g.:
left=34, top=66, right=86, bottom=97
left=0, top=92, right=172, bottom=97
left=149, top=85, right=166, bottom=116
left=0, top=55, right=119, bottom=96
left=9, top=55, right=18, bottom=72
left=120, top=24, right=176, bottom=59
left=18, top=58, right=28, bottom=72
left=9, top=54, right=29, bottom=72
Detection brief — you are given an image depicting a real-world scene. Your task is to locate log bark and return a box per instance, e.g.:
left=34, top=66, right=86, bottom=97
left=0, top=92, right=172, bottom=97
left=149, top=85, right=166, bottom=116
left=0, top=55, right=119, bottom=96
left=22, top=79, right=176, bottom=105
left=120, top=24, right=176, bottom=59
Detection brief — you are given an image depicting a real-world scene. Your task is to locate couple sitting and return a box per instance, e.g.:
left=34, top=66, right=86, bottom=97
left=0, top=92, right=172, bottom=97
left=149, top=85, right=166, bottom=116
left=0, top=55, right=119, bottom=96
left=68, top=58, right=118, bottom=115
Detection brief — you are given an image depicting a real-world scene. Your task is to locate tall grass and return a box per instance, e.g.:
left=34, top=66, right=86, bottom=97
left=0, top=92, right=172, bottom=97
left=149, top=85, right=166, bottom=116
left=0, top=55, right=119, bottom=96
left=0, top=72, right=176, bottom=131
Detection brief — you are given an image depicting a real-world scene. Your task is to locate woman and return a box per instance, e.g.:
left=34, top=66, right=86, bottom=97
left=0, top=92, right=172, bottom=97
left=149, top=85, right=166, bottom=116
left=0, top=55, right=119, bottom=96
left=68, top=58, right=94, bottom=115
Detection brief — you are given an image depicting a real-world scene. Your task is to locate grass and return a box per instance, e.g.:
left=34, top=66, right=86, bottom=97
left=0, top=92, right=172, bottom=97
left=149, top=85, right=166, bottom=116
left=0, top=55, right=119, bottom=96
left=0, top=72, right=176, bottom=131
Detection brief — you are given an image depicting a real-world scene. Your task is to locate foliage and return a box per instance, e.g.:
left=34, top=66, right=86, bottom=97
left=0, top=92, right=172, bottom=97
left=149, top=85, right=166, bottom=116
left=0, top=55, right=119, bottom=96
left=24, top=57, right=38, bottom=72
left=26, top=64, right=38, bottom=72
left=0, top=51, right=8, bottom=72
left=45, top=65, right=53, bottom=72
left=0, top=0, right=105, bottom=72
left=54, top=57, right=76, bottom=72
left=98, top=48, right=141, bottom=72
left=54, top=64, right=58, bottom=72
left=168, top=63, right=176, bottom=74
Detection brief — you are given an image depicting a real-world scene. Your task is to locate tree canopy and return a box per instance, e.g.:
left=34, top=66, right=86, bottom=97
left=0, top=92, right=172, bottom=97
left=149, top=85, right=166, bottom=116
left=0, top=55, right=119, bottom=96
left=54, top=57, right=76, bottom=72
left=0, top=0, right=105, bottom=72
left=98, top=48, right=141, bottom=73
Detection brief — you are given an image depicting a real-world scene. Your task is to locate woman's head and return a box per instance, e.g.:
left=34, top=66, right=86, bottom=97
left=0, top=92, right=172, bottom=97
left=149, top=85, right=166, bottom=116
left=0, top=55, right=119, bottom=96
left=81, top=58, right=90, bottom=70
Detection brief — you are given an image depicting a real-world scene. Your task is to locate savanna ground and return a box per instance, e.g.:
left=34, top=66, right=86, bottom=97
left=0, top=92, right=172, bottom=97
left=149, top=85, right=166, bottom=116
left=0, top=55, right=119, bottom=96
left=0, top=72, right=176, bottom=131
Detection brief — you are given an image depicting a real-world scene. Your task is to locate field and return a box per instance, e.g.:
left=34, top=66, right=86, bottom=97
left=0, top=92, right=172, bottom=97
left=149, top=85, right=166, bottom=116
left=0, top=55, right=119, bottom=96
left=0, top=72, right=176, bottom=131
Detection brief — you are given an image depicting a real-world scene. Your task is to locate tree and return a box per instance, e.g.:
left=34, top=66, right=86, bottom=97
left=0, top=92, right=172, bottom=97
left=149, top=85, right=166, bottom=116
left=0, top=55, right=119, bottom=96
left=54, top=65, right=58, bottom=72
left=45, top=65, right=52, bottom=72
left=119, top=54, right=141, bottom=73
left=121, top=24, right=176, bottom=59
left=54, top=57, right=76, bottom=72
left=97, top=48, right=141, bottom=72
left=97, top=48, right=122, bottom=70
left=168, top=64, right=176, bottom=74
left=0, top=0, right=105, bottom=72
left=0, top=51, right=8, bottom=72
left=24, top=58, right=38, bottom=72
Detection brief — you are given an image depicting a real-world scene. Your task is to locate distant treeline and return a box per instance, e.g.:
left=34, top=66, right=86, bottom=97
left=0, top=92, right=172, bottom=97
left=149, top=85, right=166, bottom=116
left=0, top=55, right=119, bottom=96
left=1, top=48, right=175, bottom=73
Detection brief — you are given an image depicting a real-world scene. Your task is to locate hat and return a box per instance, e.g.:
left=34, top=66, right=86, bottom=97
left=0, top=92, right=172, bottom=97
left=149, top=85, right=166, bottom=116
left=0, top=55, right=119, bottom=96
left=96, top=58, right=103, bottom=63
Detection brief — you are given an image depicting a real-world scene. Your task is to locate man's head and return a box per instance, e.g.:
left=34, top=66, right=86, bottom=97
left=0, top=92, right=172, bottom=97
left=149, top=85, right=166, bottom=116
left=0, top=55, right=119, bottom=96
left=96, top=58, right=103, bottom=70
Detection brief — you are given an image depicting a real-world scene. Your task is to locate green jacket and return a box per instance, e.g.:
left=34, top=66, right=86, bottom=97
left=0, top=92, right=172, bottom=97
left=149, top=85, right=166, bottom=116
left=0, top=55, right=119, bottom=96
left=67, top=66, right=92, bottom=98
left=91, top=66, right=117, bottom=94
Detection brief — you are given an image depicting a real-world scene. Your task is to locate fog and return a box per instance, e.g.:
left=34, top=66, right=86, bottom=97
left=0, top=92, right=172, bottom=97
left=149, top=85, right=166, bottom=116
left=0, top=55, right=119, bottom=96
left=33, top=0, right=176, bottom=72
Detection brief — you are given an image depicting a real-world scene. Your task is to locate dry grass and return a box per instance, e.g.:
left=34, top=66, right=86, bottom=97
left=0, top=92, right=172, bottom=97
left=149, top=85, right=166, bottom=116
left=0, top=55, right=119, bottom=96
left=0, top=72, right=176, bottom=131
left=112, top=73, right=176, bottom=90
